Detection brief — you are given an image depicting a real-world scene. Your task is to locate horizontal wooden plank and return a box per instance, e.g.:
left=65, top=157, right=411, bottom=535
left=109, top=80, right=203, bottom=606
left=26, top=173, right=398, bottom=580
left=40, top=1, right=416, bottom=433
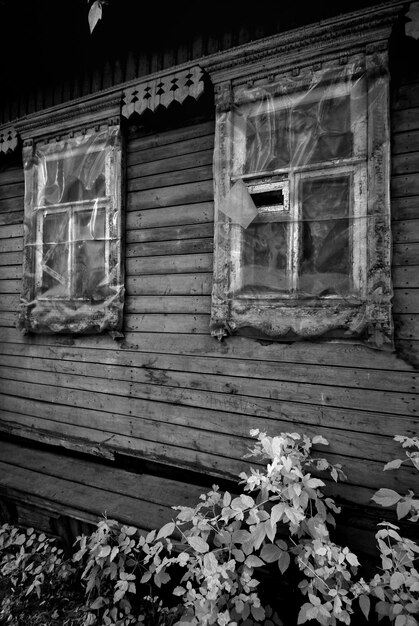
left=0, top=196, right=23, bottom=215
left=127, top=148, right=213, bottom=180
left=0, top=294, right=18, bottom=311
left=0, top=167, right=24, bottom=186
left=126, top=202, right=214, bottom=229
left=126, top=252, right=213, bottom=275
left=127, top=120, right=214, bottom=155
left=0, top=251, right=21, bottom=266
left=0, top=404, right=415, bottom=500
left=127, top=237, right=213, bottom=258
left=393, top=242, right=419, bottom=266
left=126, top=273, right=212, bottom=296
left=126, top=222, right=213, bottom=244
left=0, top=279, right=19, bottom=294
left=393, top=265, right=419, bottom=287
left=394, top=313, right=419, bottom=340
left=124, top=313, right=210, bottom=333
left=125, top=295, right=211, bottom=314
left=0, top=312, right=16, bottom=326
left=392, top=129, right=419, bottom=155
left=0, top=408, right=247, bottom=481
left=393, top=219, right=419, bottom=243
left=128, top=164, right=213, bottom=193
left=391, top=196, right=419, bottom=221
left=391, top=173, right=419, bottom=197
left=0, top=325, right=413, bottom=372
left=1, top=378, right=416, bottom=468
left=0, top=210, right=23, bottom=227
left=127, top=180, right=214, bottom=211
left=392, top=152, right=419, bottom=176
left=0, top=359, right=416, bottom=418
left=0, top=223, right=23, bottom=240
left=0, top=237, right=22, bottom=253
left=1, top=342, right=416, bottom=394
left=0, top=182, right=24, bottom=201
left=392, top=82, right=419, bottom=110
left=0, top=440, right=206, bottom=509
left=391, top=106, right=419, bottom=132
left=0, top=458, right=178, bottom=532
left=0, top=265, right=21, bottom=280
left=393, top=289, right=419, bottom=313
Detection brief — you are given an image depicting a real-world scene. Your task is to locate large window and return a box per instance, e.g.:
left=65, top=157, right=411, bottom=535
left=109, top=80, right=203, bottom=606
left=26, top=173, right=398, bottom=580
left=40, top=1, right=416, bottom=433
left=19, top=125, right=123, bottom=334
left=211, top=62, right=393, bottom=347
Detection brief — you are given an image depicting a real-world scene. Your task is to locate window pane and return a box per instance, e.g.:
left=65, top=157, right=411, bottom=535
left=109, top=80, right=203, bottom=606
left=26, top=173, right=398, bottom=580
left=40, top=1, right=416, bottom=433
left=41, top=243, right=70, bottom=297
left=299, top=176, right=350, bottom=296
left=74, top=209, right=106, bottom=240
left=244, top=96, right=352, bottom=174
left=74, top=241, right=108, bottom=299
left=239, top=218, right=289, bottom=295
left=40, top=149, right=107, bottom=206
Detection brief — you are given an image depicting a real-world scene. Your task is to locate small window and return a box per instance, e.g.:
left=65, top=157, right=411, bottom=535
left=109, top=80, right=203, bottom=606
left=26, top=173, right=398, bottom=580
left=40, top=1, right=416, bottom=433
left=211, top=64, right=392, bottom=347
left=19, top=125, right=124, bottom=334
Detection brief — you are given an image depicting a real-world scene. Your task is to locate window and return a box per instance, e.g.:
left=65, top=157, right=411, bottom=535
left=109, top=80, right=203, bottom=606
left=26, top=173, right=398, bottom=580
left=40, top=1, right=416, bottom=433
left=19, top=125, right=123, bottom=334
left=211, top=61, right=393, bottom=348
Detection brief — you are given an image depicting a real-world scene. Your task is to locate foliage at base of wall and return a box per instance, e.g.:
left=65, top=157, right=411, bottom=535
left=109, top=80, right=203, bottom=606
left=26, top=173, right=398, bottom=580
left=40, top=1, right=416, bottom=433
left=0, top=431, right=418, bottom=626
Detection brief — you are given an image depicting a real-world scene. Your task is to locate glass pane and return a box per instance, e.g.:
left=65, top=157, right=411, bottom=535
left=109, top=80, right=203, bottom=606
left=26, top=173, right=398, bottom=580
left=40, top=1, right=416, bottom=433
left=74, top=241, right=108, bottom=299
left=244, top=96, right=352, bottom=174
left=40, top=150, right=107, bottom=206
left=239, top=219, right=289, bottom=295
left=74, top=209, right=106, bottom=240
left=43, top=212, right=69, bottom=243
left=41, top=243, right=69, bottom=297
left=299, top=176, right=351, bottom=296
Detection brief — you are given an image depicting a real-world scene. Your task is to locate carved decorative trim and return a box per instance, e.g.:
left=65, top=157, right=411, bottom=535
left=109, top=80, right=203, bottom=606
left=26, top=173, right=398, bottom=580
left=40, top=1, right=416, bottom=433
left=122, top=65, right=206, bottom=119
left=202, top=0, right=406, bottom=86
left=0, top=126, right=18, bottom=154
left=15, top=92, right=122, bottom=142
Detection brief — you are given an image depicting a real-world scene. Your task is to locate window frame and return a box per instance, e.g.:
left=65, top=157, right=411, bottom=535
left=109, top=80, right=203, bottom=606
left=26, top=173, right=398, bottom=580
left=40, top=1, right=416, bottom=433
left=210, top=54, right=393, bottom=347
left=19, top=122, right=124, bottom=335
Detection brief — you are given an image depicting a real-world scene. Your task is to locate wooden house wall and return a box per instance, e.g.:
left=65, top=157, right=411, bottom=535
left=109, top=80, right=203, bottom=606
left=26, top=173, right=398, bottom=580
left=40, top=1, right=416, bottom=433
left=0, top=30, right=418, bottom=553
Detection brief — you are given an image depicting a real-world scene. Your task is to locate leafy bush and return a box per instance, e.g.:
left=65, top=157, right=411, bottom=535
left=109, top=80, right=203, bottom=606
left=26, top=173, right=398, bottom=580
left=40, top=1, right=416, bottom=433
left=0, top=431, right=418, bottom=626
left=0, top=523, right=82, bottom=625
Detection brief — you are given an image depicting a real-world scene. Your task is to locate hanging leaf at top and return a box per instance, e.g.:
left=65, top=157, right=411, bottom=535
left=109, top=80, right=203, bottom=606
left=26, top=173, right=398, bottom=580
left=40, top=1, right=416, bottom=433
left=88, top=0, right=103, bottom=33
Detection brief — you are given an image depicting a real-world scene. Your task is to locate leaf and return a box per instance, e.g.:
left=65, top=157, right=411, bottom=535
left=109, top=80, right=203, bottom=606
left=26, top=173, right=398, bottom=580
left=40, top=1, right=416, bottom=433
left=371, top=488, right=402, bottom=507
left=90, top=596, right=106, bottom=610
left=271, top=503, right=285, bottom=525
left=203, top=552, right=218, bottom=575
left=312, top=435, right=329, bottom=446
left=278, top=550, right=290, bottom=574
left=99, top=545, right=111, bottom=558
left=390, top=572, right=405, bottom=590
left=359, top=594, right=370, bottom=620
left=88, top=0, right=102, bottom=33
left=173, top=586, right=186, bottom=596
left=156, top=522, right=175, bottom=540
left=346, top=552, right=360, bottom=567
left=305, top=478, right=325, bottom=489
left=297, top=603, right=313, bottom=625
left=245, top=555, right=264, bottom=568
left=260, top=543, right=282, bottom=563
left=140, top=571, right=152, bottom=583
left=187, top=536, right=209, bottom=554
left=384, top=459, right=403, bottom=471
left=396, top=499, right=412, bottom=520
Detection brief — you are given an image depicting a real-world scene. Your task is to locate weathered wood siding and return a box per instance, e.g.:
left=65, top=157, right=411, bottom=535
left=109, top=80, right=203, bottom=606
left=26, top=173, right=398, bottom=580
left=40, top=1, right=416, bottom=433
left=0, top=39, right=418, bottom=555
